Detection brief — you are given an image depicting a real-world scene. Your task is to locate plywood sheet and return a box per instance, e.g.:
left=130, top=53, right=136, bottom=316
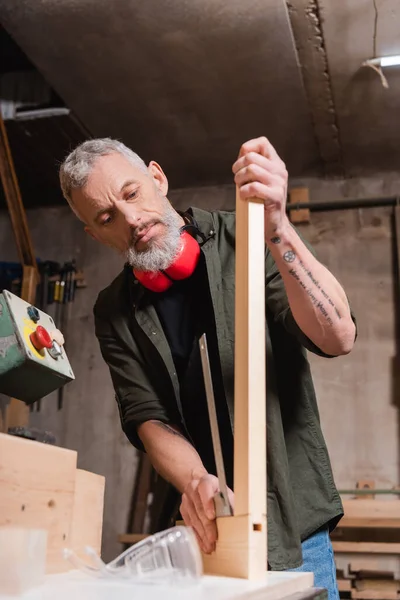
left=0, top=433, right=77, bottom=573
left=69, top=469, right=105, bottom=560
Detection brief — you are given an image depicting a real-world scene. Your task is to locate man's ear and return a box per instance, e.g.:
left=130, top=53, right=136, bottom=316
left=148, top=161, right=169, bottom=196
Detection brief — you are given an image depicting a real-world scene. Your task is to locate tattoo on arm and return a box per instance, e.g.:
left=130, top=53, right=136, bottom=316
left=288, top=268, right=334, bottom=325
left=283, top=250, right=296, bottom=263
left=281, top=250, right=342, bottom=324
left=270, top=236, right=281, bottom=244
left=151, top=420, right=190, bottom=442
left=297, top=259, right=342, bottom=319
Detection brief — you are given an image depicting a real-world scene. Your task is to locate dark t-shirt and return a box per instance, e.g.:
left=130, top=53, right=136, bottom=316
left=150, top=253, right=234, bottom=488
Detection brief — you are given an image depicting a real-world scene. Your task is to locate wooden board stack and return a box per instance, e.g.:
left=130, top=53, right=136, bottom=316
left=334, top=494, right=400, bottom=599
left=337, top=565, right=400, bottom=599
left=0, top=432, right=105, bottom=573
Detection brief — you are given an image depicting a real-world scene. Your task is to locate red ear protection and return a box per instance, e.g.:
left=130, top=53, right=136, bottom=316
left=133, top=230, right=200, bottom=292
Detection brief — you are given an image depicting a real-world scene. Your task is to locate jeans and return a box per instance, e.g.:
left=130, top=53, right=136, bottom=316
left=288, top=527, right=339, bottom=600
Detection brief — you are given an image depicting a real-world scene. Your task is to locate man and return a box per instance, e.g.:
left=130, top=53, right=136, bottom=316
left=60, top=136, right=356, bottom=600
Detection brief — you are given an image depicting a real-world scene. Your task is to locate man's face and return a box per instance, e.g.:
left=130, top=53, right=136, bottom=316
left=71, top=152, right=184, bottom=271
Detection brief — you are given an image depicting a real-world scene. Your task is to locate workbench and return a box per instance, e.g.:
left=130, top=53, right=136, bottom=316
left=0, top=571, right=326, bottom=600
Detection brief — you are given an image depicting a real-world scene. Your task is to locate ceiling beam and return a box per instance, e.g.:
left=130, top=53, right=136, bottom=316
left=286, top=0, right=344, bottom=176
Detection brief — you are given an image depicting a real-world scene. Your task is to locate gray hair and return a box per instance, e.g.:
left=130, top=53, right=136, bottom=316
left=59, top=138, right=148, bottom=204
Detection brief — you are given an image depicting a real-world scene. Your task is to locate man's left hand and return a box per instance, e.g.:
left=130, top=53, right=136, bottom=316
left=232, top=136, right=289, bottom=239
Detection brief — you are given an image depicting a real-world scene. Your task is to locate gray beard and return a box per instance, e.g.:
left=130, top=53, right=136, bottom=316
left=124, top=202, right=182, bottom=272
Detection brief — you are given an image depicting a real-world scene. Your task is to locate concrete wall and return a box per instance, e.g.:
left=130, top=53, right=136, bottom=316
left=1, top=174, right=399, bottom=560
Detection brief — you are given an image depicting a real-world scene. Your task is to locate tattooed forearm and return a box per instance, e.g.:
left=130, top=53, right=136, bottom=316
left=151, top=421, right=189, bottom=442
left=288, top=268, right=334, bottom=325
left=282, top=249, right=341, bottom=320
left=281, top=244, right=342, bottom=323
left=297, top=259, right=342, bottom=319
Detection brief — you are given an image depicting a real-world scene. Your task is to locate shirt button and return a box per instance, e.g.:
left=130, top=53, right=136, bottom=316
left=152, top=331, right=157, bottom=335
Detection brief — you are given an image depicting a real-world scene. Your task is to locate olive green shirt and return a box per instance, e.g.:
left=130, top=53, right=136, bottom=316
left=94, top=207, right=353, bottom=570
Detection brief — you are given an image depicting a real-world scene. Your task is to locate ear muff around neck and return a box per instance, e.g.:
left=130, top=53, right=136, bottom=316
left=133, top=230, right=200, bottom=292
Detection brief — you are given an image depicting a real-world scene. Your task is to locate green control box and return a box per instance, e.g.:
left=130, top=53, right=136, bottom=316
left=0, top=290, right=75, bottom=404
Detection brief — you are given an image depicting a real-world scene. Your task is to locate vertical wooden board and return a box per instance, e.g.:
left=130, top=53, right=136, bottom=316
left=0, top=113, right=37, bottom=268
left=69, top=469, right=105, bottom=559
left=233, top=189, right=267, bottom=579
left=21, top=265, right=38, bottom=303
left=0, top=433, right=77, bottom=573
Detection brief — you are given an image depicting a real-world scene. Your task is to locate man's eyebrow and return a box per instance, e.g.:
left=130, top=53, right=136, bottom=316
left=120, top=179, right=139, bottom=192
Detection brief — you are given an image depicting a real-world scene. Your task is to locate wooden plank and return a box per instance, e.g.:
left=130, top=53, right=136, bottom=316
left=333, top=542, right=400, bottom=554
left=340, top=517, right=400, bottom=528
left=233, top=188, right=267, bottom=576
left=199, top=191, right=269, bottom=580
left=355, top=579, right=399, bottom=592
left=0, top=114, right=37, bottom=268
left=347, top=560, right=400, bottom=581
left=289, top=188, right=311, bottom=224
left=69, top=469, right=105, bottom=561
left=20, top=265, right=38, bottom=303
left=351, top=590, right=398, bottom=600
left=234, top=189, right=266, bottom=524
left=0, top=433, right=77, bottom=573
left=342, top=500, right=400, bottom=520
left=207, top=189, right=267, bottom=580
left=337, top=579, right=352, bottom=592
left=351, top=567, right=394, bottom=580
left=203, top=190, right=267, bottom=580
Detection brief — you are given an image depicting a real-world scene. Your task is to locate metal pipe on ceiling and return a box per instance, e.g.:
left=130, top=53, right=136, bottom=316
left=287, top=196, right=399, bottom=213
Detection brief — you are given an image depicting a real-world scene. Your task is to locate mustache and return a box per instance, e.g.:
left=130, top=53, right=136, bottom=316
left=129, top=220, right=163, bottom=244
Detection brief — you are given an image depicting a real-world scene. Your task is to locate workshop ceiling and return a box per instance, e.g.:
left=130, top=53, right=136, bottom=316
left=0, top=0, right=399, bottom=208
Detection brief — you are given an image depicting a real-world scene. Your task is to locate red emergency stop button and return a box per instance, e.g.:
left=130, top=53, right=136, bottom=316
left=30, top=326, right=52, bottom=351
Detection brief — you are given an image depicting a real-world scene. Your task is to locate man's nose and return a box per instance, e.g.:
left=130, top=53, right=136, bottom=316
left=118, top=204, right=141, bottom=228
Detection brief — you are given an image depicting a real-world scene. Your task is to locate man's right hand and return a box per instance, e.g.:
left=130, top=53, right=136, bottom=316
left=180, top=473, right=234, bottom=554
